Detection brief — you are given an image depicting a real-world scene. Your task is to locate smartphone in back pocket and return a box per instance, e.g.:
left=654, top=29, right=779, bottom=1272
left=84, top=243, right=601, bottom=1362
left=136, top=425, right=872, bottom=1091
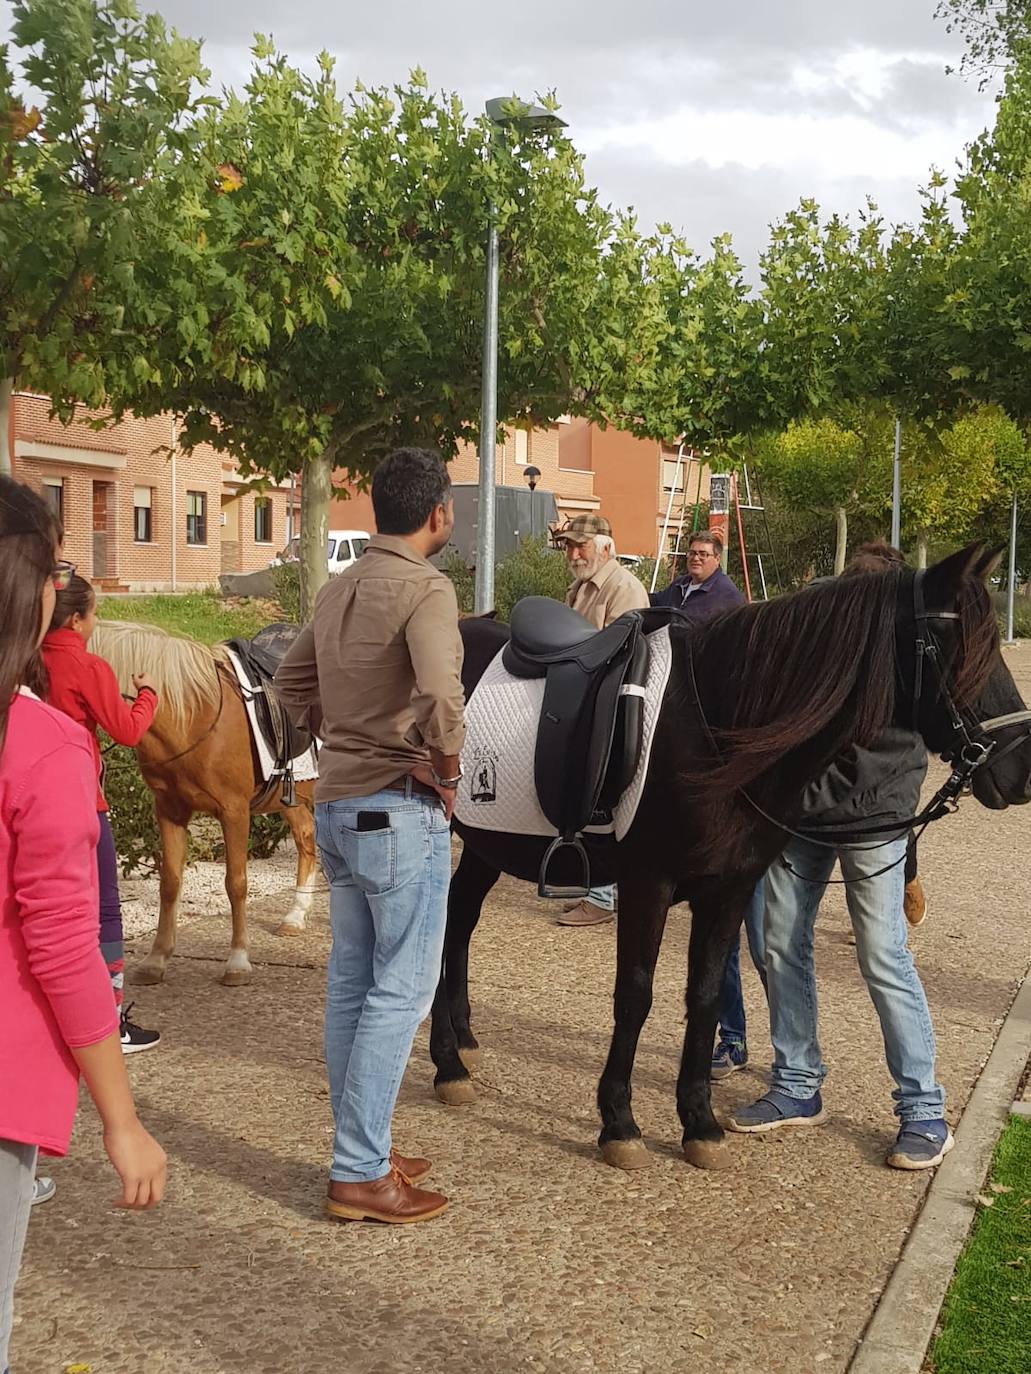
left=356, top=811, right=390, bottom=831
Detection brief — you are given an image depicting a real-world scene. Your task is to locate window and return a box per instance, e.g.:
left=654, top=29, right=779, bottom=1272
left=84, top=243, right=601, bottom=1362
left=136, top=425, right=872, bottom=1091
left=133, top=486, right=153, bottom=542
left=352, top=537, right=369, bottom=558
left=662, top=458, right=686, bottom=492
left=326, top=539, right=337, bottom=561
left=254, top=496, right=273, bottom=543
left=514, top=429, right=528, bottom=466
left=186, top=490, right=207, bottom=545
left=42, top=479, right=64, bottom=523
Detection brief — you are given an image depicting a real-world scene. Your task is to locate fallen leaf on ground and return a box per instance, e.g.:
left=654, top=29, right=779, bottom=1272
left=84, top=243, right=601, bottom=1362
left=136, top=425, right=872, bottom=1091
left=990, top=1183, right=1013, bottom=1194
left=975, top=1194, right=995, bottom=1208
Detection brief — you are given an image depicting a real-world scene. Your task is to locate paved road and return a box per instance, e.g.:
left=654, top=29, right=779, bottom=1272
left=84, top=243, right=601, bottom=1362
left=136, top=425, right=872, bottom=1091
left=13, top=647, right=1031, bottom=1374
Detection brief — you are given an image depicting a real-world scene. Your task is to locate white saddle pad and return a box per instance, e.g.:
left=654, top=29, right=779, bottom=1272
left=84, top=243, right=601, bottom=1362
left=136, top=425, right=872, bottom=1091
left=225, top=649, right=318, bottom=785
left=454, top=626, right=673, bottom=842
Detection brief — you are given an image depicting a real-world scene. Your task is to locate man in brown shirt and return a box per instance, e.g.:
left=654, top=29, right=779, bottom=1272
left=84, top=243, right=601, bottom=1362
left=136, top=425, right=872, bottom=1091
left=552, top=513, right=648, bottom=926
left=275, top=447, right=464, bottom=1225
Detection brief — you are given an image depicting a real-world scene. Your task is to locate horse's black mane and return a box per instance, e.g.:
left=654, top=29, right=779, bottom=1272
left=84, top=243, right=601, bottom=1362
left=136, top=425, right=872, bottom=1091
left=673, top=566, right=997, bottom=791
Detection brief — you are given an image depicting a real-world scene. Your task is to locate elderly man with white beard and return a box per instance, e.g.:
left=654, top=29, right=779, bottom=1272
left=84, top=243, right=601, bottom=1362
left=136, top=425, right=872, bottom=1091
left=550, top=513, right=649, bottom=926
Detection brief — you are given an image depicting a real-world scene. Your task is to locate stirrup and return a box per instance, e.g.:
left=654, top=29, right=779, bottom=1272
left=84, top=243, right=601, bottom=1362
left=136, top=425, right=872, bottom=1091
left=538, top=833, right=591, bottom=899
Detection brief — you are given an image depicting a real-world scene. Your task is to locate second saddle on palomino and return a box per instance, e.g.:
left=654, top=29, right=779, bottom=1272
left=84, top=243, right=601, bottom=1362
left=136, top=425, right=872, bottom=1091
left=502, top=597, right=677, bottom=897
left=223, top=623, right=313, bottom=809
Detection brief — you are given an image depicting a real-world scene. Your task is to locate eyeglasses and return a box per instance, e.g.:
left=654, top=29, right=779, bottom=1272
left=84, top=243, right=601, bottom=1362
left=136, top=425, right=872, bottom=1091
left=687, top=549, right=717, bottom=559
left=51, top=560, right=76, bottom=590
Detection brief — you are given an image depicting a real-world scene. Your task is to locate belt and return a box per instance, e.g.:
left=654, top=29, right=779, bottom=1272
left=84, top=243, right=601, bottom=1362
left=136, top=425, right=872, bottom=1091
left=385, top=776, right=440, bottom=801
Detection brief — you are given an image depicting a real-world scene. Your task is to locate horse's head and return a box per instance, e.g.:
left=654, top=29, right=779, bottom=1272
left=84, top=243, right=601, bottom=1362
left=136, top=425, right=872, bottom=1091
left=901, top=545, right=1031, bottom=810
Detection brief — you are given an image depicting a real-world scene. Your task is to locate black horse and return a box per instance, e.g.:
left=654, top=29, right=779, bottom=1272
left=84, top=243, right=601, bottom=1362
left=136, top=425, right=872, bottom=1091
left=430, top=546, right=1031, bottom=1169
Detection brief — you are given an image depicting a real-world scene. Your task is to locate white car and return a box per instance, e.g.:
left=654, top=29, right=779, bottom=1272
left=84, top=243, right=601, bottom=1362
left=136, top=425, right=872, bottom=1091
left=270, top=530, right=371, bottom=574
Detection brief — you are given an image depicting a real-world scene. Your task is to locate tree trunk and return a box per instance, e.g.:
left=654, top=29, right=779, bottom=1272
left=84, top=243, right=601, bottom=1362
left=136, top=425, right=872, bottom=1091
left=833, top=506, right=848, bottom=575
left=0, top=376, right=12, bottom=477
left=915, top=534, right=928, bottom=570
left=299, top=447, right=333, bottom=622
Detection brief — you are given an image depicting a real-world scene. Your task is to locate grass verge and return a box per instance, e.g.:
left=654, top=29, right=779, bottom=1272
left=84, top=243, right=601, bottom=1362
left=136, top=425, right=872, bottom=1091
left=929, top=1115, right=1031, bottom=1373
left=98, top=589, right=280, bottom=645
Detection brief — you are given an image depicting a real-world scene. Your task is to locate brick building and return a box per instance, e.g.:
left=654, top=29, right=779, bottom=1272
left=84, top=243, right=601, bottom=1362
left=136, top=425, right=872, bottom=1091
left=9, top=392, right=292, bottom=590
left=329, top=418, right=602, bottom=539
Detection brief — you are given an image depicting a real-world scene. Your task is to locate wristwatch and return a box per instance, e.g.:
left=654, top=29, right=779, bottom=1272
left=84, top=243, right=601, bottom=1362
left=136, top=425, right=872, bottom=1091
left=432, top=768, right=464, bottom=790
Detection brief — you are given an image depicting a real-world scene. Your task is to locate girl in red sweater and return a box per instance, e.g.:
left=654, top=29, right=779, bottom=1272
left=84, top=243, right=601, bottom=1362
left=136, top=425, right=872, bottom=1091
left=0, top=477, right=165, bottom=1373
left=42, top=576, right=161, bottom=1053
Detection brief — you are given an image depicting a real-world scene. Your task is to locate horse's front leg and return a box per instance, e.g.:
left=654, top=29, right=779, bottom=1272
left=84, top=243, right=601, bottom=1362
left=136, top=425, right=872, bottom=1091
left=276, top=801, right=318, bottom=937
left=677, top=887, right=752, bottom=1169
left=597, top=870, right=674, bottom=1170
left=133, top=804, right=189, bottom=985
left=432, top=844, right=499, bottom=1106
left=219, top=804, right=253, bottom=986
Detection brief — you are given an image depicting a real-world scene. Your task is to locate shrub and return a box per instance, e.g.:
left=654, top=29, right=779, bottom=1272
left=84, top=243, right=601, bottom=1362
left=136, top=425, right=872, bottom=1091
left=493, top=536, right=571, bottom=622
left=270, top=562, right=302, bottom=624
left=442, top=551, right=475, bottom=614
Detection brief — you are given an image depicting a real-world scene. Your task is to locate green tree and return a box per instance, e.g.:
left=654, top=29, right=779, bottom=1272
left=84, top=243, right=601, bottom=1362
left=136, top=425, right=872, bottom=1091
left=936, top=0, right=1031, bottom=84
left=0, top=0, right=207, bottom=473
left=110, top=47, right=663, bottom=617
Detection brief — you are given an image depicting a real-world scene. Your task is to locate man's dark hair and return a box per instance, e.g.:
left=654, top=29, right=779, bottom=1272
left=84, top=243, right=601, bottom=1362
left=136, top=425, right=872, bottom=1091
left=842, top=540, right=906, bottom=577
left=371, top=447, right=452, bottom=535
left=688, top=530, right=723, bottom=559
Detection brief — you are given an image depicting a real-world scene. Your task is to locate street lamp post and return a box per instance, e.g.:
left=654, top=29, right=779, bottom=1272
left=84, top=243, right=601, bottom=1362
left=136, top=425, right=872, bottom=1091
left=474, top=97, right=566, bottom=614
left=523, top=464, right=541, bottom=540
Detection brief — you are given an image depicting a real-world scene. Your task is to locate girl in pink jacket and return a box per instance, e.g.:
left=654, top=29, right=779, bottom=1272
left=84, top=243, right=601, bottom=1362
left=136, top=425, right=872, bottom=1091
left=0, top=477, right=165, bottom=1374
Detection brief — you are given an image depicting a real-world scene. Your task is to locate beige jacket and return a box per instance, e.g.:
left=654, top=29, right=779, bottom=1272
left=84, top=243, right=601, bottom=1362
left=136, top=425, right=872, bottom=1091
left=566, top=555, right=649, bottom=629
left=274, top=535, right=465, bottom=802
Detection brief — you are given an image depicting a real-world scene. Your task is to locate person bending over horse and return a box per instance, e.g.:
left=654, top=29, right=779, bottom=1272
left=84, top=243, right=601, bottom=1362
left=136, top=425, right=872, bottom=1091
left=711, top=543, right=927, bottom=1083
left=728, top=543, right=948, bottom=1170
left=275, top=447, right=464, bottom=1225
left=551, top=512, right=649, bottom=927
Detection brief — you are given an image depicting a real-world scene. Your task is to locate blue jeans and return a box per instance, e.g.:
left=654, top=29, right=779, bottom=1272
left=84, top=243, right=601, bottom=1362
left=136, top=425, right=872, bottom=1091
left=717, top=881, right=768, bottom=1045
left=764, top=835, right=944, bottom=1121
left=587, top=883, right=615, bottom=911
left=316, top=787, right=452, bottom=1183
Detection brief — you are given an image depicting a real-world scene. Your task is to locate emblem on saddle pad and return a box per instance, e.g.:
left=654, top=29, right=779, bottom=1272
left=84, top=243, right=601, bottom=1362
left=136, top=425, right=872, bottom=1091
left=470, top=749, right=499, bottom=805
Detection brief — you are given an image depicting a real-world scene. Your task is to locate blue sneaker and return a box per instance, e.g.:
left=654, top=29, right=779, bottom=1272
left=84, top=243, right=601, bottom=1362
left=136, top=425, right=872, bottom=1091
left=728, top=1089, right=827, bottom=1133
left=711, top=1041, right=748, bottom=1080
left=886, top=1119, right=954, bottom=1171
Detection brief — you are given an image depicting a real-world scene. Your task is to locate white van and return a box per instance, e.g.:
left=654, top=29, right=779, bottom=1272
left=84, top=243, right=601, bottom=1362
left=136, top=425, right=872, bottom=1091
left=270, top=530, right=371, bottom=575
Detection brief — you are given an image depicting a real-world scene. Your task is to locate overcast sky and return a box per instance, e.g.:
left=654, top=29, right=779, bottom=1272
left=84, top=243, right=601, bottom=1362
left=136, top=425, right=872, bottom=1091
left=2, top=0, right=1001, bottom=268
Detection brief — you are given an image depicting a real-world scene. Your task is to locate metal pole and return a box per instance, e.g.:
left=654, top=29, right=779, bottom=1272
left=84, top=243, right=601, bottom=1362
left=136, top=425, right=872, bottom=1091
left=1006, top=490, right=1018, bottom=644
left=474, top=209, right=500, bottom=613
left=890, top=418, right=902, bottom=549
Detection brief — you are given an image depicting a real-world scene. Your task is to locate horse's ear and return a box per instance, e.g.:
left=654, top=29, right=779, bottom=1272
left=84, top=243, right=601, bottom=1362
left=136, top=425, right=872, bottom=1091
left=922, top=542, right=985, bottom=604
left=973, top=545, right=1005, bottom=583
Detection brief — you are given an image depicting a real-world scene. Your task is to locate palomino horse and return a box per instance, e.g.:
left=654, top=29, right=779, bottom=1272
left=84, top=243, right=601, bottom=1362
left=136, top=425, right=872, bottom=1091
left=431, top=547, right=1031, bottom=1169
left=91, top=619, right=318, bottom=986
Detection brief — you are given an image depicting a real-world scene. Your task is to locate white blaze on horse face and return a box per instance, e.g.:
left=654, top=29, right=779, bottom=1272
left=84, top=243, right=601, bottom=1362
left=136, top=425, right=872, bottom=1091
left=281, top=878, right=317, bottom=930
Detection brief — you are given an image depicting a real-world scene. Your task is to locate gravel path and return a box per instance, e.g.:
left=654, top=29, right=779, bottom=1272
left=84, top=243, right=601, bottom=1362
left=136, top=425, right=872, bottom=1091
left=12, top=646, right=1031, bottom=1374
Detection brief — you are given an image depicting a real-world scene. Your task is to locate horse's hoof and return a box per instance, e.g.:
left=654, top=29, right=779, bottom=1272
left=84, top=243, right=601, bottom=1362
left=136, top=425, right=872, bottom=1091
left=458, top=1046, right=482, bottom=1072
left=275, top=921, right=305, bottom=938
left=435, top=1078, right=477, bottom=1106
left=682, top=1139, right=733, bottom=1171
left=601, top=1138, right=650, bottom=1171
left=130, top=963, right=165, bottom=986
left=220, top=968, right=252, bottom=988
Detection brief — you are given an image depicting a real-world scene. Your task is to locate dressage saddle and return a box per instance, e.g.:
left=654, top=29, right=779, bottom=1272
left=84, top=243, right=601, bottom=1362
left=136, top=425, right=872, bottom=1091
left=503, top=597, right=650, bottom=897
left=223, top=623, right=312, bottom=809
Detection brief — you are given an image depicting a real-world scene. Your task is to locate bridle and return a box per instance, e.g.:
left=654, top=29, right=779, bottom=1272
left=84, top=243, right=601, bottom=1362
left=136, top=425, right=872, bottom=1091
left=686, top=571, right=1031, bottom=877
left=909, top=571, right=1031, bottom=804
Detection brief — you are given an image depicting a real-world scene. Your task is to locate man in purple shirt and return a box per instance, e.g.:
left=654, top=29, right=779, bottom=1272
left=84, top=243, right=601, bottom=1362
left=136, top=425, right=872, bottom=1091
left=650, top=530, right=744, bottom=621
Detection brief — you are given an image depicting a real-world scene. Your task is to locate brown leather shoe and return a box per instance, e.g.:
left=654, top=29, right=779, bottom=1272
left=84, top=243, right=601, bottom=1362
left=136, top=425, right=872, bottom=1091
left=557, top=900, right=614, bottom=927
left=325, top=1167, right=448, bottom=1225
left=390, top=1148, right=431, bottom=1186
left=904, top=878, right=927, bottom=927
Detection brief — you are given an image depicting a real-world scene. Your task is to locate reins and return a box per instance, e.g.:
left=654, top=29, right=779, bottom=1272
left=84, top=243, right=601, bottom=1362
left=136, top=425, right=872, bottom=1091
left=105, top=665, right=228, bottom=767
left=685, top=571, right=1031, bottom=886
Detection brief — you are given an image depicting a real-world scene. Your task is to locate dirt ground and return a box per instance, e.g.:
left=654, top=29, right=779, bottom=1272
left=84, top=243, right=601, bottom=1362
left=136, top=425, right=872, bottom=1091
left=12, top=646, right=1031, bottom=1374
